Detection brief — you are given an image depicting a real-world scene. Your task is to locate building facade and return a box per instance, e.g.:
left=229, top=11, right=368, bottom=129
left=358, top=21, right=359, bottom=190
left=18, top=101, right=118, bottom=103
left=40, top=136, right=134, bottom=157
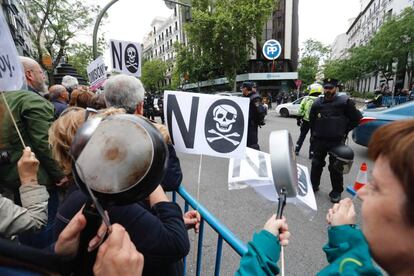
left=331, top=0, right=414, bottom=92
left=1, top=0, right=36, bottom=57
left=143, top=0, right=299, bottom=94
left=142, top=5, right=187, bottom=87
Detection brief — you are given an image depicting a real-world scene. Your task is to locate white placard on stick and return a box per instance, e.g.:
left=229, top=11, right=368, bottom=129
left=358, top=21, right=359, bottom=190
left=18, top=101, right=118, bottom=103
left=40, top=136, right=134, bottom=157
left=164, top=91, right=250, bottom=159
left=110, top=39, right=141, bottom=77
left=87, top=56, right=106, bottom=90
left=0, top=9, right=25, bottom=92
left=229, top=148, right=317, bottom=211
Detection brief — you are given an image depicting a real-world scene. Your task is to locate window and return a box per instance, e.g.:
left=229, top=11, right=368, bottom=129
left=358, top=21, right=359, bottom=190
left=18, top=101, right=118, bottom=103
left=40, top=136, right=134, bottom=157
left=176, top=35, right=178, bottom=41
left=174, top=7, right=177, bottom=17
left=175, top=21, right=178, bottom=30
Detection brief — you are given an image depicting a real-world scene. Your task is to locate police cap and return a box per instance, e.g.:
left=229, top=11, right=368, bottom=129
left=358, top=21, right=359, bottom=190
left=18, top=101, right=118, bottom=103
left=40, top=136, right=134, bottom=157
left=241, top=81, right=253, bottom=90
left=323, top=78, right=339, bottom=89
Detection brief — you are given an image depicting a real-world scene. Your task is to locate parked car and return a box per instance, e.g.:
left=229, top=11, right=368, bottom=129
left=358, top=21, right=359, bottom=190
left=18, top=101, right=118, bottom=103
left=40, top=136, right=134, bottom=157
left=275, top=92, right=349, bottom=118
left=275, top=97, right=304, bottom=117
left=352, top=100, right=414, bottom=147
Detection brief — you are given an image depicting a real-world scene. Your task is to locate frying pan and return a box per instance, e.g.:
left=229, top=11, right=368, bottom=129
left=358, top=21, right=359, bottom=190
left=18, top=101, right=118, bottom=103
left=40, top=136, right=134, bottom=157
left=269, top=130, right=298, bottom=218
left=70, top=114, right=168, bottom=205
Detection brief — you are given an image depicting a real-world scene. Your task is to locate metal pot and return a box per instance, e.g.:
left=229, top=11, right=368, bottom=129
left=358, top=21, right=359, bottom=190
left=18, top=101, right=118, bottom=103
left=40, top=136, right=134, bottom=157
left=70, top=114, right=168, bottom=205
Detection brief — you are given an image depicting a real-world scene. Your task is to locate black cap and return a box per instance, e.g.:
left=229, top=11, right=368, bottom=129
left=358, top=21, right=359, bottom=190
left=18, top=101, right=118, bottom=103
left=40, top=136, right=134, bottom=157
left=241, top=81, right=253, bottom=89
left=323, top=78, right=339, bottom=88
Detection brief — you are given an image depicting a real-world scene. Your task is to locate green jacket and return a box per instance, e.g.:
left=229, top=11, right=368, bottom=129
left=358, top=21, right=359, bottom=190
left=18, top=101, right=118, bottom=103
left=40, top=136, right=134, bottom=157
left=236, top=230, right=280, bottom=276
left=236, top=226, right=382, bottom=276
left=318, top=225, right=382, bottom=275
left=298, top=95, right=318, bottom=122
left=0, top=90, right=64, bottom=190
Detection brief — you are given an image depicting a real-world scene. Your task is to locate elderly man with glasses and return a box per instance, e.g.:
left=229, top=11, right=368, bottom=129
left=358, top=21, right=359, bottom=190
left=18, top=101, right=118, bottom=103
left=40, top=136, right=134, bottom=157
left=308, top=78, right=362, bottom=203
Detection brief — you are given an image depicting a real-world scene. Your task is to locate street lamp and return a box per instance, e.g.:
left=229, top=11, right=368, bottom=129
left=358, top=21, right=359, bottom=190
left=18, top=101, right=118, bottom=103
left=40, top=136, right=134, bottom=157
left=164, top=0, right=192, bottom=22
left=93, top=0, right=120, bottom=59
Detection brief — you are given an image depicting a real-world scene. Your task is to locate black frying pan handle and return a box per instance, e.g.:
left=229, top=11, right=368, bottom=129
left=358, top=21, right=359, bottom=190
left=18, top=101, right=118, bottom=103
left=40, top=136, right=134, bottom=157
left=276, top=189, right=287, bottom=219
left=73, top=201, right=102, bottom=275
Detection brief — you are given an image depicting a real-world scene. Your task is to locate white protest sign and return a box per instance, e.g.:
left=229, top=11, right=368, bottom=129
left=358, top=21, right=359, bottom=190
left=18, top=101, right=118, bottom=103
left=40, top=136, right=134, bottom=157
left=0, top=9, right=24, bottom=92
left=228, top=148, right=317, bottom=211
left=87, top=56, right=106, bottom=90
left=164, top=90, right=250, bottom=159
left=110, top=39, right=141, bottom=77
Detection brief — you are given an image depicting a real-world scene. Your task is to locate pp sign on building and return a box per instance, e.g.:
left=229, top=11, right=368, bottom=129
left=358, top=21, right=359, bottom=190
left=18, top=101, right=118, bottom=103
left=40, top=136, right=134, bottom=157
left=0, top=9, right=24, bottom=91
left=110, top=39, right=142, bottom=78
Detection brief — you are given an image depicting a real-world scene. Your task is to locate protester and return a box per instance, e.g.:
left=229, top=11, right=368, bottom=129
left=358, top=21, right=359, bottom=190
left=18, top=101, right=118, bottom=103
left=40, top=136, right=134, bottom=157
left=237, top=120, right=414, bottom=275
left=49, top=107, right=194, bottom=275
left=48, top=84, right=69, bottom=118
left=69, top=86, right=95, bottom=108
left=0, top=147, right=48, bottom=238
left=236, top=215, right=290, bottom=275
left=20, top=56, right=47, bottom=96
left=0, top=56, right=65, bottom=248
left=0, top=209, right=143, bottom=276
left=104, top=74, right=183, bottom=191
left=61, top=75, right=79, bottom=95
left=89, top=93, right=107, bottom=110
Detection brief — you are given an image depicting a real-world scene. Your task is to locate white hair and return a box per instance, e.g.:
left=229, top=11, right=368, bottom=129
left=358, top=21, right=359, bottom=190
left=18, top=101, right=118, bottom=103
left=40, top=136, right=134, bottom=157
left=103, top=74, right=145, bottom=114
left=61, top=75, right=79, bottom=90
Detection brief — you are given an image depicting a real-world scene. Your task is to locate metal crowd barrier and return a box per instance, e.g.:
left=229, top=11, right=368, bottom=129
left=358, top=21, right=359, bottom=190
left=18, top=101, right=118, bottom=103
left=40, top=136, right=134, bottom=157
left=382, top=96, right=408, bottom=107
left=172, top=185, right=248, bottom=276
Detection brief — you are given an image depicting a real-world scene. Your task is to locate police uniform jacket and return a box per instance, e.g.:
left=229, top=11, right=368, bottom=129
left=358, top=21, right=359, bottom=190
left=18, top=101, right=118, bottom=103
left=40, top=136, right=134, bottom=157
left=309, top=94, right=362, bottom=141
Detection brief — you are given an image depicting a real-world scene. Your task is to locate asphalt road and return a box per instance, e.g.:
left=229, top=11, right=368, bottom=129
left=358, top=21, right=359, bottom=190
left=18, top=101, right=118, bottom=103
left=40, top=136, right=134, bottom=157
left=172, top=109, right=372, bottom=275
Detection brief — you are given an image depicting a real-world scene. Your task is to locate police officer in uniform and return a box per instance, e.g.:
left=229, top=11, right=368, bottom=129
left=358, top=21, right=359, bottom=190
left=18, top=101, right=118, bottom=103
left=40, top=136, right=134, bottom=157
left=309, top=79, right=362, bottom=203
left=241, top=81, right=263, bottom=150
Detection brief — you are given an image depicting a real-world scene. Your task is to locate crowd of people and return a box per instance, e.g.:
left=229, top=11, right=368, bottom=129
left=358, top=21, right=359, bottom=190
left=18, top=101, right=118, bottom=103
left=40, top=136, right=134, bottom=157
left=1, top=55, right=414, bottom=275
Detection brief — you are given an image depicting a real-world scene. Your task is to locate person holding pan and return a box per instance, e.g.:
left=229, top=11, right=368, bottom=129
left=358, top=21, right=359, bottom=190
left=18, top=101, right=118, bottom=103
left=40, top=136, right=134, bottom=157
left=237, top=120, right=414, bottom=275
left=48, top=107, right=198, bottom=275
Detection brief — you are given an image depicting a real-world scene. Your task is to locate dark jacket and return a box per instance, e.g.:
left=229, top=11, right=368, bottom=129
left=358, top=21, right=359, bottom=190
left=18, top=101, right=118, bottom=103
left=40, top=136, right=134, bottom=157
left=51, top=100, right=68, bottom=119
left=309, top=94, right=362, bottom=141
left=54, top=189, right=190, bottom=276
left=0, top=90, right=64, bottom=190
left=161, top=144, right=183, bottom=191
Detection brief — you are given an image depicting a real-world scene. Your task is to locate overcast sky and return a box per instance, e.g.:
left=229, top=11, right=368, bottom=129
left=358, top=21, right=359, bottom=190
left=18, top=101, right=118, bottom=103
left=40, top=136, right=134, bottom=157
left=85, top=0, right=361, bottom=58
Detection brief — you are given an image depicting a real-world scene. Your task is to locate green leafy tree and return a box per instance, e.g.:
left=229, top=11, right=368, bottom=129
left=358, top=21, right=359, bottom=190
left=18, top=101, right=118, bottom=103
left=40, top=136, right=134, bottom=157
left=24, top=0, right=99, bottom=82
left=141, top=59, right=168, bottom=92
left=66, top=37, right=106, bottom=80
left=175, top=0, right=275, bottom=90
left=298, top=39, right=330, bottom=87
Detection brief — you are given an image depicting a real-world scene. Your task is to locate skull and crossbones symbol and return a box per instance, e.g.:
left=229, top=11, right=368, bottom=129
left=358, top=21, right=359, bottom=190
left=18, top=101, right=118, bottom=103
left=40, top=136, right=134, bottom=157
left=126, top=46, right=138, bottom=70
left=206, top=105, right=240, bottom=145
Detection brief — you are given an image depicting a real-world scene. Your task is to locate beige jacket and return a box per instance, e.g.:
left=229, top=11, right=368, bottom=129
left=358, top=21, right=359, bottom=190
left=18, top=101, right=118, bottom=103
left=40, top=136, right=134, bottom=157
left=0, top=184, right=49, bottom=238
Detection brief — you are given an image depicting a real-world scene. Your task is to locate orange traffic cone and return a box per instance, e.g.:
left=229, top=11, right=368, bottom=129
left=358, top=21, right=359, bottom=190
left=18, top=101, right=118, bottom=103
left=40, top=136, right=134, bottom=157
left=353, top=163, right=368, bottom=191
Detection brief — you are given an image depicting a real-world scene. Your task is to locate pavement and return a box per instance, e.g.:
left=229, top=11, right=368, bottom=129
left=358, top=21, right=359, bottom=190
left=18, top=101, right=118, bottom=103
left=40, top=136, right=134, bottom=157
left=169, top=109, right=371, bottom=275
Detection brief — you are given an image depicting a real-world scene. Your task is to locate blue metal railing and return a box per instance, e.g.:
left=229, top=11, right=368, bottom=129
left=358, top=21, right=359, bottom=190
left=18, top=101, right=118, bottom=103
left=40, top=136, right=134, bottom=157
left=172, top=185, right=248, bottom=276
left=382, top=96, right=408, bottom=107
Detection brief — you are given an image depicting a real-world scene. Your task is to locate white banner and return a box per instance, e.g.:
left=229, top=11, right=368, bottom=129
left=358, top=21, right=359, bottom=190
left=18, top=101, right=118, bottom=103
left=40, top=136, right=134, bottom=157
left=0, top=9, right=25, bottom=92
left=228, top=148, right=317, bottom=211
left=164, top=91, right=250, bottom=159
left=110, top=39, right=141, bottom=77
left=87, top=56, right=106, bottom=90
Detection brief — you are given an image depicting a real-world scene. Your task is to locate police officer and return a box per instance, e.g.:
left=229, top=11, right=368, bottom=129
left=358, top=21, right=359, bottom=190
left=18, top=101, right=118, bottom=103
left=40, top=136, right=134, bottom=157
left=241, top=81, right=264, bottom=150
left=295, top=83, right=323, bottom=158
left=309, top=78, right=362, bottom=203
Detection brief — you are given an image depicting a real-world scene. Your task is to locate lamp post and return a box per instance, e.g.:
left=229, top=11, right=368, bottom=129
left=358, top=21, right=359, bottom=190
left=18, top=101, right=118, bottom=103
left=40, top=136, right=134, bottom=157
left=93, top=0, right=120, bottom=59
left=164, top=0, right=191, bottom=8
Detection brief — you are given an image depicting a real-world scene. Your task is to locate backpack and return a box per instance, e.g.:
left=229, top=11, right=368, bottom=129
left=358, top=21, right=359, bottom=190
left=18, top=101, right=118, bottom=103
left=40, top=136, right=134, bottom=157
left=250, top=93, right=266, bottom=126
